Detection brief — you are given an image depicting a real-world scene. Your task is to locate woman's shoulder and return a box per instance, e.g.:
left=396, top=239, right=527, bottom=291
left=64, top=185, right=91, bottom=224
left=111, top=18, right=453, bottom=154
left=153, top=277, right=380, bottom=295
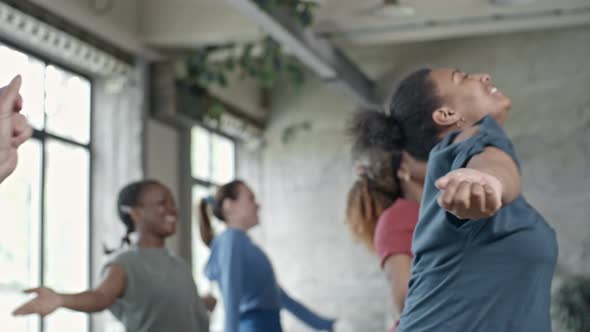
left=211, top=229, right=249, bottom=249
left=108, top=246, right=141, bottom=262
left=377, top=199, right=420, bottom=232
left=219, top=228, right=247, bottom=240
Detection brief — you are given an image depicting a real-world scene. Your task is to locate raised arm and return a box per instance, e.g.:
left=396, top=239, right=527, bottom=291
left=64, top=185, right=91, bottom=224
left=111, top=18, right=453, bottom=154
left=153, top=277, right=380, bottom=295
left=13, top=265, right=127, bottom=316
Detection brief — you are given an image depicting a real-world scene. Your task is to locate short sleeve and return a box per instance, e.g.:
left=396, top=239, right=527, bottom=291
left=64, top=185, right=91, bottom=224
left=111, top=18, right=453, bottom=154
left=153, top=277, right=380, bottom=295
left=101, top=251, right=136, bottom=317
left=374, top=200, right=420, bottom=267
left=451, top=115, right=520, bottom=171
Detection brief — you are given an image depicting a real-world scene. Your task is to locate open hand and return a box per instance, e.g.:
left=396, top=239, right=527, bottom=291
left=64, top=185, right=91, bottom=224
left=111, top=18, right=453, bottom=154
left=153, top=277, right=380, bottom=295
left=435, top=168, right=503, bottom=220
left=12, top=287, right=62, bottom=317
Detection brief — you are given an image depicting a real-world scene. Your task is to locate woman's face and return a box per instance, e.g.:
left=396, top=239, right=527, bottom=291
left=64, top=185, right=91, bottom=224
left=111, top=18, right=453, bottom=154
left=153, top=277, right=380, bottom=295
left=429, top=68, right=512, bottom=126
left=135, top=184, right=178, bottom=237
left=225, top=184, right=260, bottom=230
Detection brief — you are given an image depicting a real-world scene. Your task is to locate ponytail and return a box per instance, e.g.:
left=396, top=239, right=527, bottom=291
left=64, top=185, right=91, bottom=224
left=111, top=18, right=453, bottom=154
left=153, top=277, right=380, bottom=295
left=346, top=175, right=396, bottom=251
left=345, top=151, right=402, bottom=251
left=348, top=109, right=403, bottom=158
left=104, top=215, right=134, bottom=254
left=199, top=198, right=215, bottom=247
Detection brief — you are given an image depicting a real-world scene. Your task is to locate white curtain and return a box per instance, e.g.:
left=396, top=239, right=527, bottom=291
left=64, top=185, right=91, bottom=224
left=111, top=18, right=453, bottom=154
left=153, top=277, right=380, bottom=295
left=91, top=64, right=146, bottom=332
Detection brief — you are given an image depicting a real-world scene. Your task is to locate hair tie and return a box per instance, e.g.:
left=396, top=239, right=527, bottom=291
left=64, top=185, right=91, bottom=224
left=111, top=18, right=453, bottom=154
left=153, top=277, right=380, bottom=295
left=390, top=116, right=406, bottom=147
left=119, top=205, right=132, bottom=214
left=205, top=195, right=215, bottom=206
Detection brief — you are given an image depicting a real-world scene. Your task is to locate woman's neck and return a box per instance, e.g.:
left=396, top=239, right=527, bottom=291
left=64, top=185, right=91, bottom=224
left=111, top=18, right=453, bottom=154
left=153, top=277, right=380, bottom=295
left=137, top=233, right=166, bottom=248
left=227, top=223, right=250, bottom=232
left=401, top=179, right=424, bottom=204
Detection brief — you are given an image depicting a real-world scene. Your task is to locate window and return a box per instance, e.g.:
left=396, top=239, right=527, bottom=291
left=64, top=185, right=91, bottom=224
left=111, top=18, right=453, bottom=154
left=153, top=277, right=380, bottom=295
left=190, top=126, right=236, bottom=331
left=0, top=43, right=92, bottom=332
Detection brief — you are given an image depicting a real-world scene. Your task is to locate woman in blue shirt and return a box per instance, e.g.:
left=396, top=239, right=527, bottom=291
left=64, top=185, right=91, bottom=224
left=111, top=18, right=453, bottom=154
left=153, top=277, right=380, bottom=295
left=352, top=68, right=557, bottom=331
left=198, top=180, right=336, bottom=332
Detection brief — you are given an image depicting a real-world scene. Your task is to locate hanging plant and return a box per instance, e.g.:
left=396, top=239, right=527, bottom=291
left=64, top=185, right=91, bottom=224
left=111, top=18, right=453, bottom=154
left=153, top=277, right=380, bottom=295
left=253, top=0, right=319, bottom=27
left=177, top=0, right=316, bottom=140
left=184, top=37, right=305, bottom=91
left=553, top=276, right=590, bottom=332
left=182, top=0, right=315, bottom=91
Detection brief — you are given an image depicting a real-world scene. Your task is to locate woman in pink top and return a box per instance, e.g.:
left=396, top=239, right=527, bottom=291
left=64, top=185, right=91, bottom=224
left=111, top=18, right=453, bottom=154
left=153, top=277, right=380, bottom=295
left=346, top=112, right=427, bottom=331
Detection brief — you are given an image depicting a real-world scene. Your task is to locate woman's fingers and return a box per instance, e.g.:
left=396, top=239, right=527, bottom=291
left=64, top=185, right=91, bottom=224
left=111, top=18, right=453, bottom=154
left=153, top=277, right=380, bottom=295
left=453, top=181, right=472, bottom=211
left=438, top=177, right=460, bottom=210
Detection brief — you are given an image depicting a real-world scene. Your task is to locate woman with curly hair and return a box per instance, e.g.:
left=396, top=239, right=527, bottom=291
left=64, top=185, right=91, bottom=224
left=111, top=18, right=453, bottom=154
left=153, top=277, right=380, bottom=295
left=346, top=127, right=427, bottom=332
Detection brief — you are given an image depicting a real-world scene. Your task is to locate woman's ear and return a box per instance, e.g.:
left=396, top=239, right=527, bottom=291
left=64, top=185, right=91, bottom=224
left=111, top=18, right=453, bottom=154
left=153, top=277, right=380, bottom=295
left=432, top=106, right=462, bottom=127
left=222, top=198, right=233, bottom=217
left=397, top=161, right=411, bottom=182
left=402, top=151, right=427, bottom=182
left=129, top=207, right=142, bottom=226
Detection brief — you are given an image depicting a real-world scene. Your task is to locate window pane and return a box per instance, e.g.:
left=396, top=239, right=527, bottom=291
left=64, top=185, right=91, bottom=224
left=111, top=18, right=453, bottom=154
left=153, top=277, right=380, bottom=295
left=0, top=140, right=42, bottom=332
left=45, top=65, right=91, bottom=144
left=44, top=140, right=90, bottom=332
left=211, top=134, right=235, bottom=184
left=0, top=45, right=45, bottom=129
left=191, top=126, right=211, bottom=180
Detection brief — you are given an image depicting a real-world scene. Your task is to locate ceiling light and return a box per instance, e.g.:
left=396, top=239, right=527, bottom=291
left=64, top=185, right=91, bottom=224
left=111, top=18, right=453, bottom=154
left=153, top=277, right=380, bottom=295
left=355, top=1, right=415, bottom=19
left=490, top=0, right=536, bottom=5
left=371, top=0, right=415, bottom=18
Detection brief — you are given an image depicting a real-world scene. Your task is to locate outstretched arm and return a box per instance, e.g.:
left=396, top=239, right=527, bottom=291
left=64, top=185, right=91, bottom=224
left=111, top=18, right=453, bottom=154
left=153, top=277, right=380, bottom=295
left=436, top=146, right=520, bottom=220
left=280, top=287, right=335, bottom=331
left=13, top=265, right=127, bottom=316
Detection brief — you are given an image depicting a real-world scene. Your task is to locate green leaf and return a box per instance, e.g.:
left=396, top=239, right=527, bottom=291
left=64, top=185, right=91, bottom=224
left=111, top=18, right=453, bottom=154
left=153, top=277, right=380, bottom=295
left=208, top=102, right=225, bottom=119
left=217, top=72, right=228, bottom=87
left=225, top=57, right=235, bottom=70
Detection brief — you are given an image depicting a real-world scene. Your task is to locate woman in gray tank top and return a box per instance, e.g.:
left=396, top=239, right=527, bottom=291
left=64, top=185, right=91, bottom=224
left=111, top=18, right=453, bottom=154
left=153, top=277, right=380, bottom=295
left=13, top=179, right=216, bottom=332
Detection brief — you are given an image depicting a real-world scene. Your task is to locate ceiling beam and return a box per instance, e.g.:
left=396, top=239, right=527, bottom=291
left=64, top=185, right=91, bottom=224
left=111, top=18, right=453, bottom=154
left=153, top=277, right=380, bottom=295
left=223, top=0, right=379, bottom=109
left=321, top=5, right=590, bottom=45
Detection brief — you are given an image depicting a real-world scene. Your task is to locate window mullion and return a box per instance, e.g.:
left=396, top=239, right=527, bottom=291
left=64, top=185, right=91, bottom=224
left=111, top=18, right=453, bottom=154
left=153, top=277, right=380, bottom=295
left=39, top=61, right=48, bottom=332
left=208, top=131, right=213, bottom=184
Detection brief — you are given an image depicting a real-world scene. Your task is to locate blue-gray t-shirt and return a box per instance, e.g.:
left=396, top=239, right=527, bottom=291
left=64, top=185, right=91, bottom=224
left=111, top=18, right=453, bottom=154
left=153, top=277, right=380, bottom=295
left=397, top=116, right=558, bottom=332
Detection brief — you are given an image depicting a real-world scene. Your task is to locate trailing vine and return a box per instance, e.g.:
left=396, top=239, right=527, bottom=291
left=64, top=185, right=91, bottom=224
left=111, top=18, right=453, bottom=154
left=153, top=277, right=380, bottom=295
left=184, top=37, right=305, bottom=90
left=183, top=0, right=319, bottom=91
left=253, top=0, right=318, bottom=28
left=553, top=276, right=590, bottom=332
left=178, top=0, right=318, bottom=136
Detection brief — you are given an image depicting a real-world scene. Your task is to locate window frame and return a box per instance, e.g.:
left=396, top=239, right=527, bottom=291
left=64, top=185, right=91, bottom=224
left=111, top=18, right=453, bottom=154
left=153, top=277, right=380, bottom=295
left=0, top=37, right=94, bottom=332
left=189, top=124, right=237, bottom=332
